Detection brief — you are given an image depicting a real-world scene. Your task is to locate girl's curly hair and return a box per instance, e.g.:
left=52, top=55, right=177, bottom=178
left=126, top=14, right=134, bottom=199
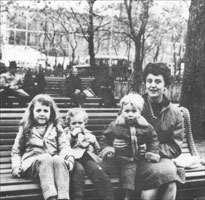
left=20, top=94, right=59, bottom=137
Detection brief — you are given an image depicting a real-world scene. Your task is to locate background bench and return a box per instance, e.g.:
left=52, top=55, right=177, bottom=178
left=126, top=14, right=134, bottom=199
left=6, top=96, right=118, bottom=108
left=45, top=77, right=95, bottom=97
left=4, top=76, right=119, bottom=108
left=0, top=107, right=204, bottom=200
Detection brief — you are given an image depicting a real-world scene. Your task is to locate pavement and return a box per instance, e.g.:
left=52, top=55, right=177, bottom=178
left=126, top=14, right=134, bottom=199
left=194, top=138, right=205, bottom=164
left=195, top=138, right=205, bottom=157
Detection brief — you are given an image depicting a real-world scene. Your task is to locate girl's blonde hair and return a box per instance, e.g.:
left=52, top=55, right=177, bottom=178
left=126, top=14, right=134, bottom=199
left=20, top=94, right=59, bottom=136
left=65, top=108, right=88, bottom=126
left=119, top=92, right=144, bottom=114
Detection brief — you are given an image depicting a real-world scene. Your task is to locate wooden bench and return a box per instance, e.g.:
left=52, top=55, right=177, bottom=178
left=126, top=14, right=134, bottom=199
left=0, top=107, right=204, bottom=200
left=45, top=77, right=95, bottom=97
left=5, top=96, right=118, bottom=108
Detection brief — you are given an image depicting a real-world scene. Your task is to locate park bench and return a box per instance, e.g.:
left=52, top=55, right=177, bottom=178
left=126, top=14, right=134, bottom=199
left=3, top=76, right=119, bottom=108
left=45, top=77, right=95, bottom=97
left=5, top=96, right=116, bottom=108
left=0, top=107, right=204, bottom=200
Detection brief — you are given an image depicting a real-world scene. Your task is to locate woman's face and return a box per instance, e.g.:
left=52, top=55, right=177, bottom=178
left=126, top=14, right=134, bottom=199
left=145, top=73, right=165, bottom=102
left=33, top=102, right=51, bottom=125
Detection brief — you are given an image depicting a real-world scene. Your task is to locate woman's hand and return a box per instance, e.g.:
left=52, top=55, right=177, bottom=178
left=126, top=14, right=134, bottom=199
left=12, top=166, right=22, bottom=177
left=113, top=139, right=128, bottom=149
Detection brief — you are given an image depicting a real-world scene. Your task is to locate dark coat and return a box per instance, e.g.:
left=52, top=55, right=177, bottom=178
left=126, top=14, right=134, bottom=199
left=65, top=75, right=82, bottom=97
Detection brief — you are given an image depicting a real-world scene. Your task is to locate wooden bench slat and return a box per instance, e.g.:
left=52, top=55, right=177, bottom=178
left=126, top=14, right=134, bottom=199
left=0, top=106, right=204, bottom=200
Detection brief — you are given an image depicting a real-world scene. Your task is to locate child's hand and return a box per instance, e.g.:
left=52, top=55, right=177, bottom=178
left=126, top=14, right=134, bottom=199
left=87, top=134, right=96, bottom=144
left=65, top=156, right=75, bottom=171
left=145, top=152, right=160, bottom=163
left=12, top=166, right=22, bottom=177
left=71, top=127, right=82, bottom=137
left=106, top=151, right=115, bottom=158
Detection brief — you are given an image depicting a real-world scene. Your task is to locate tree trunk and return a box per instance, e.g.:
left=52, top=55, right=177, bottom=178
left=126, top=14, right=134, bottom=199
left=180, top=0, right=205, bottom=138
left=88, top=0, right=95, bottom=68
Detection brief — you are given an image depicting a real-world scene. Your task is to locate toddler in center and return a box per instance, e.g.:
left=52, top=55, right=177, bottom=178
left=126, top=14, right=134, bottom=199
left=64, top=108, right=114, bottom=200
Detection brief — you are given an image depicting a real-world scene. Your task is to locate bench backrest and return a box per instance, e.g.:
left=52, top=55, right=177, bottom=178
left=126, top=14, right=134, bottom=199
left=45, top=77, right=95, bottom=96
left=0, top=107, right=198, bottom=175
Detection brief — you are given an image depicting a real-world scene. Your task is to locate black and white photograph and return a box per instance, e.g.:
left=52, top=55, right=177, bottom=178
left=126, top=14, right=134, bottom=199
left=0, top=0, right=204, bottom=200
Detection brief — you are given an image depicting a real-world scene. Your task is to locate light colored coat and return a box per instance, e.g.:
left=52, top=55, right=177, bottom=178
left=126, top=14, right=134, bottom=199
left=11, top=123, right=72, bottom=172
left=65, top=127, right=102, bottom=163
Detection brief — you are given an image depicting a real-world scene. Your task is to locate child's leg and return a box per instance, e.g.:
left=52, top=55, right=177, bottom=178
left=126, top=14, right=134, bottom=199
left=26, top=154, right=57, bottom=200
left=53, top=155, right=70, bottom=200
left=70, top=161, right=85, bottom=200
left=83, top=159, right=114, bottom=200
left=120, top=160, right=137, bottom=200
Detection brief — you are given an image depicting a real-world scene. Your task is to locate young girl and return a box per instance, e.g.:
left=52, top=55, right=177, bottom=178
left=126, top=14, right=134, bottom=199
left=64, top=108, right=114, bottom=200
left=100, top=93, right=160, bottom=200
left=11, top=94, right=75, bottom=200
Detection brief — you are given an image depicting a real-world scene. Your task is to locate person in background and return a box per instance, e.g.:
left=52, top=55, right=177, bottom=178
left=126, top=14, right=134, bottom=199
left=35, top=66, right=46, bottom=95
left=11, top=94, right=75, bottom=200
left=92, top=67, right=116, bottom=107
left=65, top=68, right=86, bottom=107
left=0, top=61, right=29, bottom=107
left=100, top=93, right=160, bottom=200
left=64, top=108, right=114, bottom=200
left=0, top=51, right=7, bottom=75
left=23, top=68, right=36, bottom=98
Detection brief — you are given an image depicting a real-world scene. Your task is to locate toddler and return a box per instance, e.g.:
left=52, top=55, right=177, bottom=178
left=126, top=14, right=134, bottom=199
left=11, top=94, right=74, bottom=200
left=100, top=92, right=160, bottom=200
left=64, top=108, right=114, bottom=200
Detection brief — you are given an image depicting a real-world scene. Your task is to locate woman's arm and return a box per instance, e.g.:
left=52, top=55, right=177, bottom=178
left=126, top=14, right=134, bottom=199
left=159, top=107, right=184, bottom=159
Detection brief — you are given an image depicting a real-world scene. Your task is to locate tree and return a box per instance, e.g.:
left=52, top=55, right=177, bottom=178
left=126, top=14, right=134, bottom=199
left=124, top=0, right=153, bottom=92
left=180, top=0, right=205, bottom=138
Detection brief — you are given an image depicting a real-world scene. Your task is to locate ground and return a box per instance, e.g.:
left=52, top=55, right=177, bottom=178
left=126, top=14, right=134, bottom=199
left=194, top=138, right=205, bottom=160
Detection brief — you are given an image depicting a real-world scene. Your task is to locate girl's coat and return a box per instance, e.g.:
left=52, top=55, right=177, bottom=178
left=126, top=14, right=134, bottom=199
left=11, top=123, right=72, bottom=172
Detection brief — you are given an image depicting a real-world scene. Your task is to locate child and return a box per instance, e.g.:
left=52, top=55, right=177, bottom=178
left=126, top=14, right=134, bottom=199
left=64, top=108, right=114, bottom=200
left=100, top=93, right=160, bottom=200
left=11, top=94, right=75, bottom=200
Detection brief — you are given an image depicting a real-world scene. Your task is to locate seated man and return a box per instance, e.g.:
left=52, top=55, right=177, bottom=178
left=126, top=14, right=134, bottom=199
left=0, top=61, right=29, bottom=107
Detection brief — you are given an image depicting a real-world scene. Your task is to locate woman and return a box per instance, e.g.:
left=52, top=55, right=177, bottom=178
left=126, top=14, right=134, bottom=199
left=114, top=63, right=185, bottom=200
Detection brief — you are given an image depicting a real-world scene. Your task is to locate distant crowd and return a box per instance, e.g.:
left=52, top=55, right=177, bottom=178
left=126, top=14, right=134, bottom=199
left=0, top=60, right=117, bottom=108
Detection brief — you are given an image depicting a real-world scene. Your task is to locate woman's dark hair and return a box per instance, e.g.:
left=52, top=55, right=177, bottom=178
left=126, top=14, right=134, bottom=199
left=143, top=62, right=171, bottom=86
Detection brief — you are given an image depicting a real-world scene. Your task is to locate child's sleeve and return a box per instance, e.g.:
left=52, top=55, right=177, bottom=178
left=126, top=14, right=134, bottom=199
left=99, top=122, right=115, bottom=158
left=57, top=125, right=73, bottom=158
left=11, top=126, right=25, bottom=170
left=91, top=134, right=101, bottom=155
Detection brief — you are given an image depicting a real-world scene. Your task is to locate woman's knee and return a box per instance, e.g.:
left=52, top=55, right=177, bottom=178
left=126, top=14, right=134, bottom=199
left=141, top=188, right=158, bottom=200
left=163, top=182, right=177, bottom=195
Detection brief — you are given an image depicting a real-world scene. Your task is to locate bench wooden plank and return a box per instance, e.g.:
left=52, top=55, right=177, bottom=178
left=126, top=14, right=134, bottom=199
left=0, top=107, right=204, bottom=200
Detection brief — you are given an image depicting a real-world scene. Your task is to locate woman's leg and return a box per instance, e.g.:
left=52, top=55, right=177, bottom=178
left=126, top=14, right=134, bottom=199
left=141, top=188, right=159, bottom=200
left=160, top=182, right=177, bottom=200
left=53, top=155, right=70, bottom=200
